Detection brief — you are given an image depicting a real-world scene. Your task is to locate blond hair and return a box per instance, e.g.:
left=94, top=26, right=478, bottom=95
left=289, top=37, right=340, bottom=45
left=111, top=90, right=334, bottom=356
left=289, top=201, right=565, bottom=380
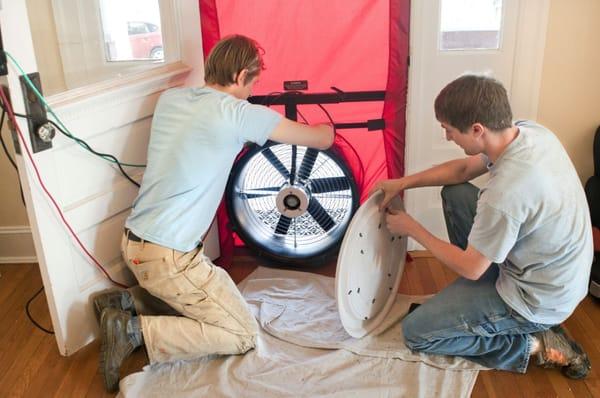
left=204, top=35, right=265, bottom=86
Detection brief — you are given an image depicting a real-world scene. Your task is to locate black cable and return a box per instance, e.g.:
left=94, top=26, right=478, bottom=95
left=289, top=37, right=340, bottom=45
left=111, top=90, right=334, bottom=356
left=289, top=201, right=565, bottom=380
left=260, top=90, right=304, bottom=107
left=316, top=103, right=366, bottom=186
left=0, top=94, right=129, bottom=330
left=296, top=108, right=310, bottom=124
left=0, top=109, right=26, bottom=205
left=0, top=104, right=55, bottom=334
left=47, top=120, right=140, bottom=188
left=0, top=109, right=17, bottom=169
left=267, top=92, right=367, bottom=188
left=25, top=286, right=54, bottom=335
left=0, top=101, right=140, bottom=188
left=0, top=105, right=53, bottom=334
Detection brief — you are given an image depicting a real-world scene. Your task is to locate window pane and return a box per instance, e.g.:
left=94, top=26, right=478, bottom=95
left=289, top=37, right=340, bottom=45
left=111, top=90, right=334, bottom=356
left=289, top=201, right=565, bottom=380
left=99, top=0, right=164, bottom=62
left=440, top=0, right=503, bottom=51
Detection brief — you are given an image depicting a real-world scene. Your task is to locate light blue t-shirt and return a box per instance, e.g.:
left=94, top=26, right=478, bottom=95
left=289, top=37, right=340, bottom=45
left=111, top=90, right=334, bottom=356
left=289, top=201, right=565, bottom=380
left=469, top=121, right=593, bottom=325
left=126, top=86, right=282, bottom=252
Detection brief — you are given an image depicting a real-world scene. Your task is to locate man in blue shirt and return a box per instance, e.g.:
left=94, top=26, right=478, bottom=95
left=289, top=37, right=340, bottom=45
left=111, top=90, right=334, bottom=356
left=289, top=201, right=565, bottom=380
left=95, top=35, right=334, bottom=392
left=373, top=75, right=592, bottom=379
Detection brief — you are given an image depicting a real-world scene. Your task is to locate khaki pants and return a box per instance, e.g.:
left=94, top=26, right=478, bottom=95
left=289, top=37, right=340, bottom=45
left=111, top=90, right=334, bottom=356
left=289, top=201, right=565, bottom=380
left=121, top=233, right=258, bottom=364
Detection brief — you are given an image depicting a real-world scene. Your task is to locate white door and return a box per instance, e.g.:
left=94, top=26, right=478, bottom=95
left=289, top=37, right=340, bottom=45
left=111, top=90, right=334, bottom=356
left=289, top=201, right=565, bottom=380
left=0, top=0, right=219, bottom=355
left=405, top=0, right=550, bottom=249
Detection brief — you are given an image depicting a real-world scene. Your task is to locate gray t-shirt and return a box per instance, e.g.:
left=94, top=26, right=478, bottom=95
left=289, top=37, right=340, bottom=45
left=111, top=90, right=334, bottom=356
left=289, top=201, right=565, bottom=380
left=126, top=86, right=282, bottom=252
left=469, top=120, right=592, bottom=324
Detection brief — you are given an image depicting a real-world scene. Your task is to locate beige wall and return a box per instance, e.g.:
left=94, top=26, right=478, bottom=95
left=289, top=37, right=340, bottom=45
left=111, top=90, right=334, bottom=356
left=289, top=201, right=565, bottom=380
left=0, top=82, right=29, bottom=226
left=0, top=77, right=36, bottom=260
left=537, top=0, right=600, bottom=182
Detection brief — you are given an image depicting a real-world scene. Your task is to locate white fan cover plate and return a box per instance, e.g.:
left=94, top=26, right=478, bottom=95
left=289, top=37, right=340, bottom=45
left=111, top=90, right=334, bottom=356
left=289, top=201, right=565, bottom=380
left=335, top=190, right=408, bottom=338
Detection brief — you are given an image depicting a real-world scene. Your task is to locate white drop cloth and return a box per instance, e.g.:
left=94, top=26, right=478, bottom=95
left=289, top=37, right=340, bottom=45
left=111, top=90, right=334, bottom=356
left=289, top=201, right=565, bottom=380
left=119, top=267, right=484, bottom=398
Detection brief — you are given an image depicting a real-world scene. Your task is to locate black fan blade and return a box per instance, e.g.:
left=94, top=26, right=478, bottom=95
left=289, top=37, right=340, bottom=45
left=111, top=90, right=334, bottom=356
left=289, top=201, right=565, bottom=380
left=274, top=214, right=292, bottom=235
left=290, top=145, right=298, bottom=185
left=297, top=148, right=319, bottom=180
left=310, top=177, right=351, bottom=193
left=238, top=187, right=280, bottom=199
left=307, top=199, right=335, bottom=232
left=262, top=148, right=290, bottom=179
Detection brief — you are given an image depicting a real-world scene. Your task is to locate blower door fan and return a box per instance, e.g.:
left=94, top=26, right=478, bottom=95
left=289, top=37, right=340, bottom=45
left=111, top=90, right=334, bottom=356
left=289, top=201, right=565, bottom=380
left=226, top=142, right=359, bottom=265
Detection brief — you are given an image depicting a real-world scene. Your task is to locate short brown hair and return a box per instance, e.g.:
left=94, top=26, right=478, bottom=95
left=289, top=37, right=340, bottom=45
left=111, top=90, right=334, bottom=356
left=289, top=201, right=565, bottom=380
left=434, top=75, right=512, bottom=132
left=204, top=35, right=265, bottom=86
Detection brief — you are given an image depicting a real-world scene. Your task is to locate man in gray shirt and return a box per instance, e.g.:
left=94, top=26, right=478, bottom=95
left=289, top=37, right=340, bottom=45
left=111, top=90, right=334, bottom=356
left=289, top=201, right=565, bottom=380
left=373, top=75, right=592, bottom=378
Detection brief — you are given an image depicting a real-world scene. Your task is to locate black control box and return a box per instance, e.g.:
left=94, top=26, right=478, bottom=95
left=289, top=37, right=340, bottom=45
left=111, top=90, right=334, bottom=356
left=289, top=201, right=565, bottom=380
left=283, top=80, right=308, bottom=91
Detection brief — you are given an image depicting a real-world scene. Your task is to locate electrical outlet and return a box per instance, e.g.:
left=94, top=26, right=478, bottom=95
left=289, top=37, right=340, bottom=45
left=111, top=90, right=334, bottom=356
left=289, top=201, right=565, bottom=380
left=19, top=72, right=52, bottom=153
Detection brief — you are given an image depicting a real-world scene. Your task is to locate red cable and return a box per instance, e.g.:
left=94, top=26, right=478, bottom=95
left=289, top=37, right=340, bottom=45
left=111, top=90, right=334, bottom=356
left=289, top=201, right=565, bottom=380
left=0, top=88, right=128, bottom=289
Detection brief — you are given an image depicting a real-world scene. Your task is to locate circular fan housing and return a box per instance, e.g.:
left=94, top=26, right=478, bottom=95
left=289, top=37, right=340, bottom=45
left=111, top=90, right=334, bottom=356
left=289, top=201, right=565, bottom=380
left=226, top=142, right=359, bottom=265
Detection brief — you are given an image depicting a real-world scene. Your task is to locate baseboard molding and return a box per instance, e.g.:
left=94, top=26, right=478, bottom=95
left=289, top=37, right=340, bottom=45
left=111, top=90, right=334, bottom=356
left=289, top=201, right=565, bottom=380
left=0, top=256, right=38, bottom=264
left=0, top=226, right=32, bottom=234
left=0, top=225, right=37, bottom=262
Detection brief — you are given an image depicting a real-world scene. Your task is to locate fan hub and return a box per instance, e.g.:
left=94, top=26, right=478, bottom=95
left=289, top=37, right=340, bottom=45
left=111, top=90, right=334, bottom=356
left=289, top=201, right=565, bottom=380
left=276, top=185, right=310, bottom=218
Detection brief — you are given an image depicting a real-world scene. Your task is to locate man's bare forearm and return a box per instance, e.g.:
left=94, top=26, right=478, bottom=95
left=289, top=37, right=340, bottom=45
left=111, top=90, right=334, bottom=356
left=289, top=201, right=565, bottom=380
left=409, top=222, right=487, bottom=280
left=401, top=158, right=483, bottom=190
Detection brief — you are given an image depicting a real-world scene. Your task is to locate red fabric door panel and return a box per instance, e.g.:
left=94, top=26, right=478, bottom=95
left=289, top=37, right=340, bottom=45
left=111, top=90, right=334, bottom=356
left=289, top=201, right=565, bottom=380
left=199, top=0, right=409, bottom=267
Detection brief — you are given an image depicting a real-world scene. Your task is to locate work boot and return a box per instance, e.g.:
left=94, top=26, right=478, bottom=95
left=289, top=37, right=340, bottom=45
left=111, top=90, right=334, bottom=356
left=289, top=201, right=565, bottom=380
left=99, top=308, right=143, bottom=392
left=534, top=325, right=591, bottom=379
left=93, top=289, right=136, bottom=324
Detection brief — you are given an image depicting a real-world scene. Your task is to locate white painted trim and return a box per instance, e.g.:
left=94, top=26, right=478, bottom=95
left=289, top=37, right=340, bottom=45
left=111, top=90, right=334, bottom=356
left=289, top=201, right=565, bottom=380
left=0, top=256, right=37, bottom=264
left=509, top=0, right=550, bottom=120
left=48, top=61, right=192, bottom=109
left=175, top=0, right=204, bottom=86
left=0, top=226, right=32, bottom=234
left=45, top=61, right=191, bottom=149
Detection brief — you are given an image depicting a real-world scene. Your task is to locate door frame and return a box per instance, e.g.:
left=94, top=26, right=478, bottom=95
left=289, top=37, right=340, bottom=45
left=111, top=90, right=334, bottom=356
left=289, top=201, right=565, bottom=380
left=404, top=0, right=550, bottom=249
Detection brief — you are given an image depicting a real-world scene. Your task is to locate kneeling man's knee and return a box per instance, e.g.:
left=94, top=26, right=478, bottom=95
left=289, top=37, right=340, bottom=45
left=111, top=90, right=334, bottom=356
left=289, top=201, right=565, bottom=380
left=402, top=313, right=428, bottom=351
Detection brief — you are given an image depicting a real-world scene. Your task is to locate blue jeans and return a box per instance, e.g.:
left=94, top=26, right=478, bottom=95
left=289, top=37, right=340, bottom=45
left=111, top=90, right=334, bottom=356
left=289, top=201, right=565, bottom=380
left=401, top=183, right=551, bottom=373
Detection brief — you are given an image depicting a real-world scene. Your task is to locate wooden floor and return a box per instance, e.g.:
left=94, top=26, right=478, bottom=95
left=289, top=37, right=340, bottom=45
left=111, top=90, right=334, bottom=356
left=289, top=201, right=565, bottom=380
left=1, top=249, right=599, bottom=397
